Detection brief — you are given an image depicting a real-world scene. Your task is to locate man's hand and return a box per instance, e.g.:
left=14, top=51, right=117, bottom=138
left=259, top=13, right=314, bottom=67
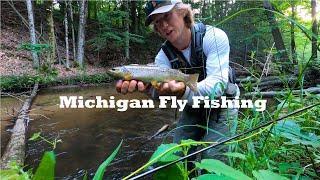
left=157, top=80, right=186, bottom=98
left=115, top=80, right=186, bottom=97
left=116, top=80, right=149, bottom=94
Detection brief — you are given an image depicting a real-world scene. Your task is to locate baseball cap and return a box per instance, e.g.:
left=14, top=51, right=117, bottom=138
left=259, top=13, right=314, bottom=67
left=145, top=0, right=182, bottom=26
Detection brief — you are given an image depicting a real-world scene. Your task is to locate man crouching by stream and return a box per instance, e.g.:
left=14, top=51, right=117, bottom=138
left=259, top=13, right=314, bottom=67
left=115, top=0, right=240, bottom=170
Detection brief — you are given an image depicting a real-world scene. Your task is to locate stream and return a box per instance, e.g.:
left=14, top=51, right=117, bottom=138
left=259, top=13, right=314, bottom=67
left=20, top=84, right=174, bottom=179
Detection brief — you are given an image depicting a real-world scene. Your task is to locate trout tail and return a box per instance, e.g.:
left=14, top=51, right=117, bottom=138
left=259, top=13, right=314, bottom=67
left=185, top=74, right=199, bottom=92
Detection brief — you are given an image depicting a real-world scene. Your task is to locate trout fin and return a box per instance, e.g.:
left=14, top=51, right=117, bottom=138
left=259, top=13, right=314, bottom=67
left=124, top=73, right=132, bottom=80
left=151, top=80, right=161, bottom=89
left=185, top=74, right=199, bottom=92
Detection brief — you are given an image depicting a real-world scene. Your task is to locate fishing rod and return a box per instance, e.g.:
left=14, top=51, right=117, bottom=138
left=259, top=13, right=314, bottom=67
left=126, top=103, right=320, bottom=180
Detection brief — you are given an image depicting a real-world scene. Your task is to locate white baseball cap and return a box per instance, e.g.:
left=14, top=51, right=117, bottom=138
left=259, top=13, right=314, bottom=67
left=145, top=0, right=182, bottom=26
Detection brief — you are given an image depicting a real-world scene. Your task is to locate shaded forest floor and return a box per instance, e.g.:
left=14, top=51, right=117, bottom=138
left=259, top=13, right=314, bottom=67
left=0, top=26, right=106, bottom=78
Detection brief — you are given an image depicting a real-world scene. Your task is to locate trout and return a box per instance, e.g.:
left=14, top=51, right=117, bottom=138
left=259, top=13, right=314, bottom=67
left=107, top=64, right=199, bottom=91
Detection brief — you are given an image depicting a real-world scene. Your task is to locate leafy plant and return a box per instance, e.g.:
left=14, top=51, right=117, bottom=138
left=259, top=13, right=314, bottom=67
left=33, top=151, right=56, bottom=180
left=29, top=132, right=62, bottom=149
left=0, top=162, right=32, bottom=180
left=17, top=43, right=51, bottom=54
left=93, top=140, right=123, bottom=180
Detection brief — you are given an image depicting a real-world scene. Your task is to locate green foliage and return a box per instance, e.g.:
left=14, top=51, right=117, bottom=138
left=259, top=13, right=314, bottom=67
left=0, top=162, right=32, bottom=180
left=252, top=170, right=289, bottom=180
left=153, top=163, right=185, bottom=180
left=0, top=75, right=40, bottom=92
left=88, top=9, right=145, bottom=52
left=93, top=140, right=123, bottom=180
left=273, top=120, right=320, bottom=148
left=194, top=174, right=234, bottom=180
left=29, top=132, right=62, bottom=150
left=0, top=74, right=112, bottom=92
left=223, top=152, right=246, bottom=160
left=29, top=132, right=41, bottom=141
left=149, top=143, right=182, bottom=163
left=195, top=159, right=251, bottom=180
left=39, top=65, right=58, bottom=77
left=125, top=87, right=320, bottom=179
left=17, top=43, right=51, bottom=54
left=4, top=1, right=319, bottom=179
left=33, top=151, right=56, bottom=180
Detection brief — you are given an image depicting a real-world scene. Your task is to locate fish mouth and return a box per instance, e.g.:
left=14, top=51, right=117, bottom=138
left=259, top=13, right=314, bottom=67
left=106, top=68, right=117, bottom=75
left=107, top=68, right=125, bottom=79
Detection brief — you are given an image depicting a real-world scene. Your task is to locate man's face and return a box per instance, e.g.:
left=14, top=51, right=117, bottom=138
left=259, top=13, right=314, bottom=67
left=152, top=10, right=185, bottom=44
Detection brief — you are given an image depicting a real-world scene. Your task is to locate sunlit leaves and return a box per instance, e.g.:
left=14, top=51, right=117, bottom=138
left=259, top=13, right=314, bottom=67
left=273, top=120, right=320, bottom=148
left=193, top=174, right=234, bottom=180
left=93, top=140, right=123, bottom=180
left=223, top=152, right=247, bottom=160
left=29, top=132, right=41, bottom=141
left=195, top=159, right=252, bottom=180
left=252, top=170, right=289, bottom=180
left=33, top=151, right=56, bottom=180
left=149, top=143, right=182, bottom=163
left=0, top=162, right=31, bottom=180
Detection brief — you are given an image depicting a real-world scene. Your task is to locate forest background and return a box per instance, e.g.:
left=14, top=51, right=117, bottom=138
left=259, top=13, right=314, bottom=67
left=0, top=0, right=319, bottom=91
left=0, top=0, right=320, bottom=179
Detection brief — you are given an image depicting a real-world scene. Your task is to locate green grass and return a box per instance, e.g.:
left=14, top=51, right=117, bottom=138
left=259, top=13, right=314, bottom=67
left=0, top=73, right=112, bottom=92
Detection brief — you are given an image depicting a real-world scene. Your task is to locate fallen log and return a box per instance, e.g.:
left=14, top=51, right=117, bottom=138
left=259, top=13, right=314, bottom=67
left=244, top=87, right=320, bottom=98
left=236, top=76, right=296, bottom=84
left=253, top=77, right=298, bottom=88
left=1, top=83, right=38, bottom=169
left=235, top=76, right=317, bottom=92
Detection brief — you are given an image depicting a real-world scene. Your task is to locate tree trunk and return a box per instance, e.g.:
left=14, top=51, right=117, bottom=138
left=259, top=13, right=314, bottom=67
left=263, top=0, right=290, bottom=70
left=137, top=1, right=143, bottom=33
left=290, top=0, right=297, bottom=63
left=47, top=0, right=57, bottom=65
left=124, top=0, right=130, bottom=60
left=68, top=0, right=77, bottom=62
left=93, top=0, right=97, bottom=20
left=130, top=1, right=137, bottom=34
left=25, top=0, right=39, bottom=69
left=1, top=83, right=38, bottom=169
left=311, top=0, right=318, bottom=60
left=65, top=1, right=70, bottom=69
left=77, top=0, right=88, bottom=67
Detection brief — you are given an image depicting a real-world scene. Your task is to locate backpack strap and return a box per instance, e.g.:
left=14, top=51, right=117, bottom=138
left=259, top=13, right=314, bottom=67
left=160, top=22, right=207, bottom=81
left=190, top=22, right=207, bottom=79
left=161, top=40, right=191, bottom=70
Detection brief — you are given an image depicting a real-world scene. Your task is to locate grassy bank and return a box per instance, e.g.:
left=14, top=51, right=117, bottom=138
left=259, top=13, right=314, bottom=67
left=0, top=73, right=113, bottom=92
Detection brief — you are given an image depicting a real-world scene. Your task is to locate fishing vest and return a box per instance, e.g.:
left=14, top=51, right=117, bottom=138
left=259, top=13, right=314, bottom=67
left=160, top=23, right=236, bottom=85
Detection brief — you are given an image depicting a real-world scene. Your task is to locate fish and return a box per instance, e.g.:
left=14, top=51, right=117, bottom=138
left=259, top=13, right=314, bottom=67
left=107, top=64, right=199, bottom=91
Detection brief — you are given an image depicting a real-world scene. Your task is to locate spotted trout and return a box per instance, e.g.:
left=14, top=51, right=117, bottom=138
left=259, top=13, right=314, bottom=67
left=107, top=64, right=199, bottom=91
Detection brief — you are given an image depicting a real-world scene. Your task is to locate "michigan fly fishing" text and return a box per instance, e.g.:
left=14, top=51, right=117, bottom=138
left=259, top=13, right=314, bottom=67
left=59, top=96, right=267, bottom=112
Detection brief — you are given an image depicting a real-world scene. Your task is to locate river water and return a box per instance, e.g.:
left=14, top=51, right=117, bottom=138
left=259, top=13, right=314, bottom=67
left=23, top=84, right=175, bottom=179
left=1, top=95, right=25, bottom=156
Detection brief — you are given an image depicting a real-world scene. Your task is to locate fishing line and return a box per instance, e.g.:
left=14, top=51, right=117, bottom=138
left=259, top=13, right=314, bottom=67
left=125, top=103, right=320, bottom=180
